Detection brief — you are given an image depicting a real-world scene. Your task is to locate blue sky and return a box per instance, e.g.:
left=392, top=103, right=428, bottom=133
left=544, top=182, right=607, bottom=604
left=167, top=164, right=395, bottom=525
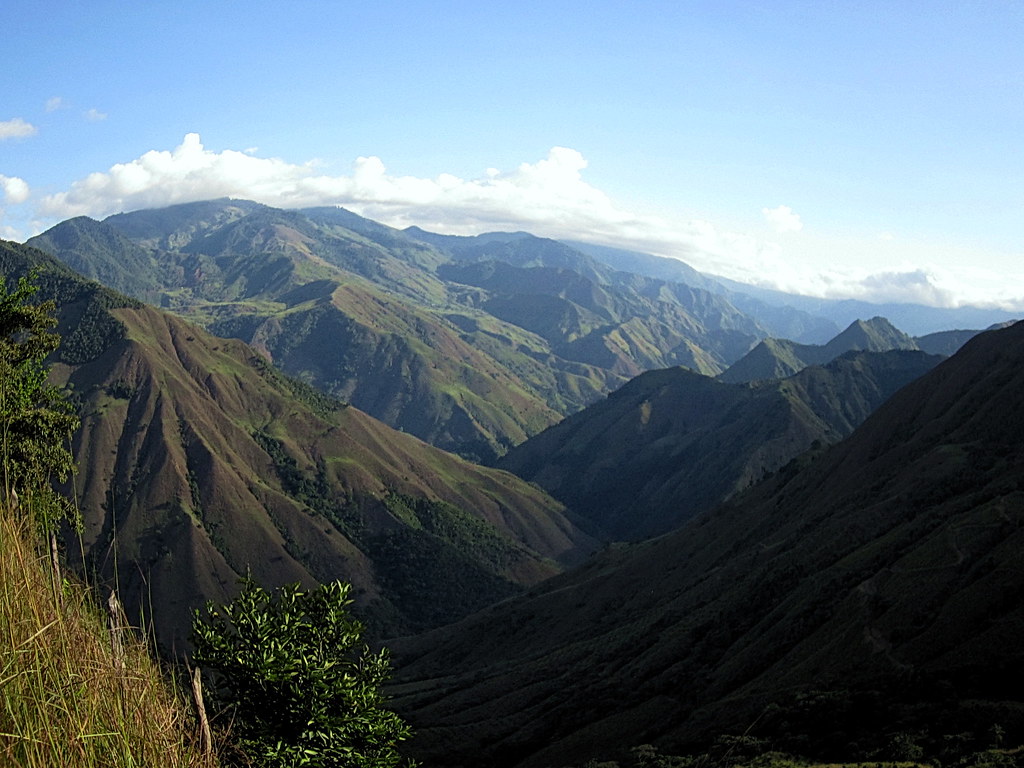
left=2, top=0, right=1022, bottom=307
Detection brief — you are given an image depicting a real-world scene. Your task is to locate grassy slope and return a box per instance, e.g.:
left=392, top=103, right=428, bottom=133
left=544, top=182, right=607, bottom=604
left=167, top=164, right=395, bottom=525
left=0, top=502, right=211, bottom=767
left=60, top=303, right=595, bottom=646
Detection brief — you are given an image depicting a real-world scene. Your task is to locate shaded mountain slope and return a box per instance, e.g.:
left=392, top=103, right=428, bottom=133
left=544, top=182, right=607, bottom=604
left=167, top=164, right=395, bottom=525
left=391, top=321, right=1024, bottom=768
left=439, top=254, right=780, bottom=375
left=719, top=316, right=921, bottom=383
left=913, top=323, right=1015, bottom=356
left=423, top=230, right=772, bottom=374
left=27, top=215, right=167, bottom=301
left=497, top=349, right=941, bottom=541
left=2, top=239, right=596, bottom=648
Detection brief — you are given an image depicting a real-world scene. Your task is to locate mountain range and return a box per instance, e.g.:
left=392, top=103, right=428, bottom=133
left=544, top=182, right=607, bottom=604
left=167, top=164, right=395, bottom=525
left=715, top=316, right=977, bottom=384
left=497, top=348, right=942, bottom=540
left=24, top=200, right=862, bottom=462
left=32, top=200, right=1013, bottom=468
left=10, top=199, right=1023, bottom=766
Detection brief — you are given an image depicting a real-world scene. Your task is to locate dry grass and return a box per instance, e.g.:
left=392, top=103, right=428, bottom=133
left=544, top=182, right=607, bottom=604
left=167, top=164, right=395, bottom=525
left=0, top=502, right=215, bottom=768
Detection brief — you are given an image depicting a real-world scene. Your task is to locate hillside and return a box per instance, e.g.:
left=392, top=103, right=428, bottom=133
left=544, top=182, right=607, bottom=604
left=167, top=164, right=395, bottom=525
left=496, top=349, right=942, bottom=540
left=563, top=239, right=840, bottom=344
left=390, top=320, right=1024, bottom=768
left=1, top=239, right=595, bottom=647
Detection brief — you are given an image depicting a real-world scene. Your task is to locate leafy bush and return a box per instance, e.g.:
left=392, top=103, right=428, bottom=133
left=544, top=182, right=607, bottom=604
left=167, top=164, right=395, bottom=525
left=192, top=578, right=415, bottom=768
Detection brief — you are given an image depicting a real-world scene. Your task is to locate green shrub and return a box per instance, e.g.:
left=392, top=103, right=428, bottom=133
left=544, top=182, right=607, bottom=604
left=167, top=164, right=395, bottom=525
left=192, top=578, right=415, bottom=768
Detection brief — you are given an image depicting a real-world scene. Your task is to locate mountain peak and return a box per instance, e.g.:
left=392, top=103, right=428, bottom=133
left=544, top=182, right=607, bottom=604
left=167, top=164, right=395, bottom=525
left=828, top=315, right=916, bottom=351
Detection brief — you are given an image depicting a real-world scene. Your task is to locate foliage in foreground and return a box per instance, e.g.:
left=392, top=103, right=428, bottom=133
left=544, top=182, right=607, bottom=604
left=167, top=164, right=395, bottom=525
left=0, top=271, right=79, bottom=531
left=192, top=578, right=415, bottom=768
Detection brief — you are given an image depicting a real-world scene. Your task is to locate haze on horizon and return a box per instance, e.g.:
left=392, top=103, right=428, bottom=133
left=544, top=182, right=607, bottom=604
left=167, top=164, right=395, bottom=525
left=1, top=1, right=1022, bottom=309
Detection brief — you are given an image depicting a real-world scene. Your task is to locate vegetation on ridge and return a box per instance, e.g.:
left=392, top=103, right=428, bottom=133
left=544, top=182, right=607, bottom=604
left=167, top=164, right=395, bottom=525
left=0, top=271, right=79, bottom=531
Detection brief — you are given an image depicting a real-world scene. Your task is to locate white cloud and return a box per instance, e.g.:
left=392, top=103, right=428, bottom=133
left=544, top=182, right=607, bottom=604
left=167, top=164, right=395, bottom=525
left=26, top=134, right=1022, bottom=310
left=0, top=118, right=37, bottom=140
left=37, top=134, right=635, bottom=234
left=2, top=223, right=25, bottom=241
left=837, top=269, right=959, bottom=307
left=0, top=176, right=31, bottom=205
left=45, top=97, right=64, bottom=112
left=762, top=204, right=803, bottom=233
left=34, top=133, right=782, bottom=290
left=84, top=108, right=108, bottom=122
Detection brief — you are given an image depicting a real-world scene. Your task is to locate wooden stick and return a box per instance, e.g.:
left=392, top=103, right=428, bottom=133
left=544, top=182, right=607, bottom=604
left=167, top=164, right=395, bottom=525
left=191, top=666, right=214, bottom=760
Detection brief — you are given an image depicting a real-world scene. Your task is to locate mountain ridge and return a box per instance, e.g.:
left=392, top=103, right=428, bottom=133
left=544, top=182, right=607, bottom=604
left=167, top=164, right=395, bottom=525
left=28, top=200, right=850, bottom=460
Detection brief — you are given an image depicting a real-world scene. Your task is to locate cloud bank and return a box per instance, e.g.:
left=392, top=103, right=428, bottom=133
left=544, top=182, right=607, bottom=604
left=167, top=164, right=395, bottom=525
left=21, top=134, right=1022, bottom=309
left=34, top=133, right=786, bottom=281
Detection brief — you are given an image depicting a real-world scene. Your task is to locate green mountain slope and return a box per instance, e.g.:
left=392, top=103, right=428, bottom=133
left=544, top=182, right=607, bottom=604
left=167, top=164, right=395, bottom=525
left=2, top=239, right=595, bottom=647
left=390, top=321, right=1024, bottom=768
left=30, top=203, right=567, bottom=461
left=29, top=201, right=792, bottom=458
left=497, top=349, right=942, bottom=540
left=420, top=229, right=771, bottom=373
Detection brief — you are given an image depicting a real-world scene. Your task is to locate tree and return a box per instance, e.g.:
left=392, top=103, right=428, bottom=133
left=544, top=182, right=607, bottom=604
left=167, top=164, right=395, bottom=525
left=191, top=578, right=416, bottom=768
left=0, top=271, right=79, bottom=529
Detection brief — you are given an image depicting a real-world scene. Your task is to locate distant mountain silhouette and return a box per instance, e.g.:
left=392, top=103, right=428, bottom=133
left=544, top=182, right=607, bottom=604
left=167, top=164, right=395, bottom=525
left=719, top=316, right=919, bottom=383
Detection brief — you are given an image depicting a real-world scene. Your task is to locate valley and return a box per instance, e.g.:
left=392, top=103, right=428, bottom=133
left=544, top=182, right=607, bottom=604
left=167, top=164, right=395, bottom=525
left=4, top=199, right=1021, bottom=767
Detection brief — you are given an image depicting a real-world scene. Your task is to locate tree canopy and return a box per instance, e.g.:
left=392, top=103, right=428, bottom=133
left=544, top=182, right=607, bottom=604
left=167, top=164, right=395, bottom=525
left=0, top=271, right=79, bottom=529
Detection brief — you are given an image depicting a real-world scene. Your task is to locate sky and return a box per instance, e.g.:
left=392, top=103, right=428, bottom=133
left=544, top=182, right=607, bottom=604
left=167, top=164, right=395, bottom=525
left=1, top=0, right=1022, bottom=308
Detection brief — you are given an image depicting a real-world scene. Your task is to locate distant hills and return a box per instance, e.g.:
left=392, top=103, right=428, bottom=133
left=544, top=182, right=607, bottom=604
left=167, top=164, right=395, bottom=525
left=391, top=319, right=1024, bottom=767
left=22, top=200, right=859, bottom=461
left=719, top=315, right=1014, bottom=384
left=719, top=316, right=921, bottom=383
left=31, top=200, right=1015, bottom=465
left=1, top=239, right=595, bottom=646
